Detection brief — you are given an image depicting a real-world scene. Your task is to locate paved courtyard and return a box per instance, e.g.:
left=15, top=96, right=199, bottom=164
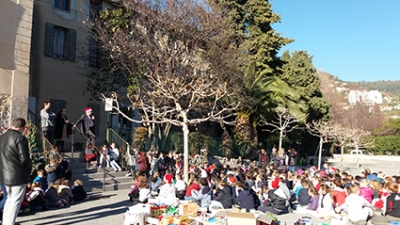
left=14, top=157, right=400, bottom=225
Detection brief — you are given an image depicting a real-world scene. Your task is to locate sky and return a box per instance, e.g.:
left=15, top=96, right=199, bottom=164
left=271, top=1, right=400, bottom=82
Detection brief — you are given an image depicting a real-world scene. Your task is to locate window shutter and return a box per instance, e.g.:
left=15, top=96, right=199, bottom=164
left=67, top=28, right=77, bottom=61
left=88, top=36, right=97, bottom=66
left=45, top=23, right=54, bottom=56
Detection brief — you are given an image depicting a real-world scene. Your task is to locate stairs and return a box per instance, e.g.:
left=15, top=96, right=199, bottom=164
left=63, top=152, right=134, bottom=192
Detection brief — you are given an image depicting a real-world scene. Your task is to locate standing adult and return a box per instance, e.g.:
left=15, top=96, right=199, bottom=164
left=0, top=118, right=32, bottom=225
left=54, top=108, right=72, bottom=152
left=258, top=149, right=268, bottom=169
left=74, top=107, right=96, bottom=148
left=40, top=100, right=56, bottom=145
left=288, top=148, right=298, bottom=172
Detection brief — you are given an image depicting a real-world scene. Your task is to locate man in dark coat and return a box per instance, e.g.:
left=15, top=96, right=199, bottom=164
left=258, top=148, right=268, bottom=169
left=0, top=118, right=32, bottom=225
left=74, top=107, right=96, bottom=148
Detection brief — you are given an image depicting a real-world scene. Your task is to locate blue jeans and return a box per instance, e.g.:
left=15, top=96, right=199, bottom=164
left=288, top=165, right=296, bottom=172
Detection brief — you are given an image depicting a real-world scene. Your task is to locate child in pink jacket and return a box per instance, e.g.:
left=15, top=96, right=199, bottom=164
left=359, top=179, right=373, bottom=203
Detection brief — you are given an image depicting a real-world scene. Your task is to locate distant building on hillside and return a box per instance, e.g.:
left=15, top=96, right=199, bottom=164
left=348, top=90, right=382, bottom=106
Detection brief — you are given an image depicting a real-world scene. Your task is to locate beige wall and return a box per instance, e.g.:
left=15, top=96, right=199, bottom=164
left=30, top=0, right=108, bottom=147
left=0, top=0, right=34, bottom=127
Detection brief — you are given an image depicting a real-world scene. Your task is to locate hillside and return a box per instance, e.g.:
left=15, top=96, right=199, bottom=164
left=354, top=80, right=400, bottom=97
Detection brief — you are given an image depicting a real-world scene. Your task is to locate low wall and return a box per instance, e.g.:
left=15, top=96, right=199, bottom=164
left=331, top=154, right=400, bottom=162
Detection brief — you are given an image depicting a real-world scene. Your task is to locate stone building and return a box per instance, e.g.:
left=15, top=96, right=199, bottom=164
left=0, top=0, right=34, bottom=129
left=1, top=0, right=116, bottom=147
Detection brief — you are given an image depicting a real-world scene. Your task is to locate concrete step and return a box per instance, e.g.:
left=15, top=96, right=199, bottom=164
left=74, top=170, right=128, bottom=180
left=82, top=177, right=133, bottom=192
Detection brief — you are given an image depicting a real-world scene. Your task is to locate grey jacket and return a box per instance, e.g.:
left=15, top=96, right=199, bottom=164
left=40, top=108, right=55, bottom=129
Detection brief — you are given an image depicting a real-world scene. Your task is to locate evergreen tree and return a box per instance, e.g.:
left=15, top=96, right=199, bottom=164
left=215, top=0, right=301, bottom=148
left=280, top=50, right=331, bottom=122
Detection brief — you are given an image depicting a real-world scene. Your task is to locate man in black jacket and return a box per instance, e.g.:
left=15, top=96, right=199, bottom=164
left=0, top=118, right=32, bottom=225
left=74, top=107, right=96, bottom=148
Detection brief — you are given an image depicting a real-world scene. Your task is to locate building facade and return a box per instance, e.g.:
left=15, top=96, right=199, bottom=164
left=28, top=0, right=113, bottom=147
left=0, top=0, right=34, bottom=129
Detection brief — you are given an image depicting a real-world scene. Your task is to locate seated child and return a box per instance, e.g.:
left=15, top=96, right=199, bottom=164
left=26, top=181, right=48, bottom=211
left=335, top=184, right=374, bottom=224
left=158, top=174, right=177, bottom=205
left=45, top=160, right=62, bottom=187
left=236, top=182, right=258, bottom=210
left=44, top=183, right=66, bottom=208
left=359, top=179, right=373, bottom=203
left=58, top=179, right=74, bottom=205
left=138, top=176, right=151, bottom=203
left=294, top=187, right=319, bottom=214
left=192, top=177, right=212, bottom=208
left=33, top=169, right=48, bottom=191
left=258, top=178, right=288, bottom=215
left=175, top=174, right=187, bottom=199
left=211, top=180, right=233, bottom=209
left=297, top=179, right=311, bottom=209
left=72, top=179, right=87, bottom=201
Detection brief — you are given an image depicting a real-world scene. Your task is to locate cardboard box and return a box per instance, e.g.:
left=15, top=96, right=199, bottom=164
left=226, top=211, right=274, bottom=225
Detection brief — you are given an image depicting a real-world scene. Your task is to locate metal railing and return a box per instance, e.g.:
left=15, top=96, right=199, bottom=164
left=107, top=128, right=136, bottom=171
left=25, top=122, right=55, bottom=162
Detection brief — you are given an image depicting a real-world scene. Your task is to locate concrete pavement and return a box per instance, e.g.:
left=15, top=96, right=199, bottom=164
left=14, top=189, right=350, bottom=225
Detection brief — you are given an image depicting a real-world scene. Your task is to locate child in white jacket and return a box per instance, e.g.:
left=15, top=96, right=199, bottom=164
left=335, top=184, right=374, bottom=224
left=312, top=184, right=335, bottom=219
left=137, top=176, right=151, bottom=203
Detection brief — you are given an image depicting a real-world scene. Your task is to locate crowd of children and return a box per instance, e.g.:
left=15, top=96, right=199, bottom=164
left=0, top=146, right=88, bottom=222
left=127, top=149, right=400, bottom=225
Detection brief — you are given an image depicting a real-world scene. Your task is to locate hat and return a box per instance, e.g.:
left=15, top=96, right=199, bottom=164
left=164, top=174, right=173, bottom=184
left=330, top=167, right=337, bottom=174
left=271, top=177, right=280, bottom=189
left=208, top=164, right=215, bottom=171
left=228, top=176, right=237, bottom=184
left=85, top=107, right=92, bottom=113
left=311, top=166, right=317, bottom=171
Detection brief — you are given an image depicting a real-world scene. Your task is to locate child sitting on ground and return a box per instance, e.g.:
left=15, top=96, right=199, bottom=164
left=138, top=176, right=151, bottom=203
left=175, top=173, right=186, bottom=200
left=26, top=181, right=48, bottom=211
left=236, top=182, right=258, bottom=210
left=33, top=169, right=48, bottom=191
left=72, top=179, right=87, bottom=201
left=192, top=177, right=212, bottom=208
left=44, top=182, right=66, bottom=208
left=359, top=179, right=373, bottom=203
left=45, top=159, right=62, bottom=187
left=335, top=184, right=374, bottom=224
left=296, top=179, right=311, bottom=209
left=58, top=178, right=74, bottom=205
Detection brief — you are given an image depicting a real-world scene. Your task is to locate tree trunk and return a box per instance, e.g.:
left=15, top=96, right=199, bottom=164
left=235, top=114, right=254, bottom=141
left=341, top=145, right=344, bottom=171
left=279, top=129, right=283, bottom=150
left=181, top=112, right=189, bottom=183
left=318, top=137, right=323, bottom=170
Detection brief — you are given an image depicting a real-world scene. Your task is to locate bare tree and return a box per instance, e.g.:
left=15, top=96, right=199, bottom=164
left=306, top=120, right=334, bottom=170
left=347, top=127, right=374, bottom=168
left=259, top=108, right=308, bottom=150
left=94, top=0, right=240, bottom=181
left=331, top=123, right=353, bottom=170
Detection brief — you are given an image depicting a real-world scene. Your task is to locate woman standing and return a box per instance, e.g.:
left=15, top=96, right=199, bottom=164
left=54, top=108, right=71, bottom=152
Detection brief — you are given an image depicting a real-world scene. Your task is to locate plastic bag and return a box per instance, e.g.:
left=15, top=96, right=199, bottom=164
left=123, top=211, right=145, bottom=225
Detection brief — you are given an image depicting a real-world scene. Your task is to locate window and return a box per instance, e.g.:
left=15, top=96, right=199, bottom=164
left=50, top=99, right=67, bottom=115
left=45, top=23, right=76, bottom=61
left=54, top=0, right=70, bottom=11
left=90, top=0, right=102, bottom=19
left=89, top=36, right=100, bottom=67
